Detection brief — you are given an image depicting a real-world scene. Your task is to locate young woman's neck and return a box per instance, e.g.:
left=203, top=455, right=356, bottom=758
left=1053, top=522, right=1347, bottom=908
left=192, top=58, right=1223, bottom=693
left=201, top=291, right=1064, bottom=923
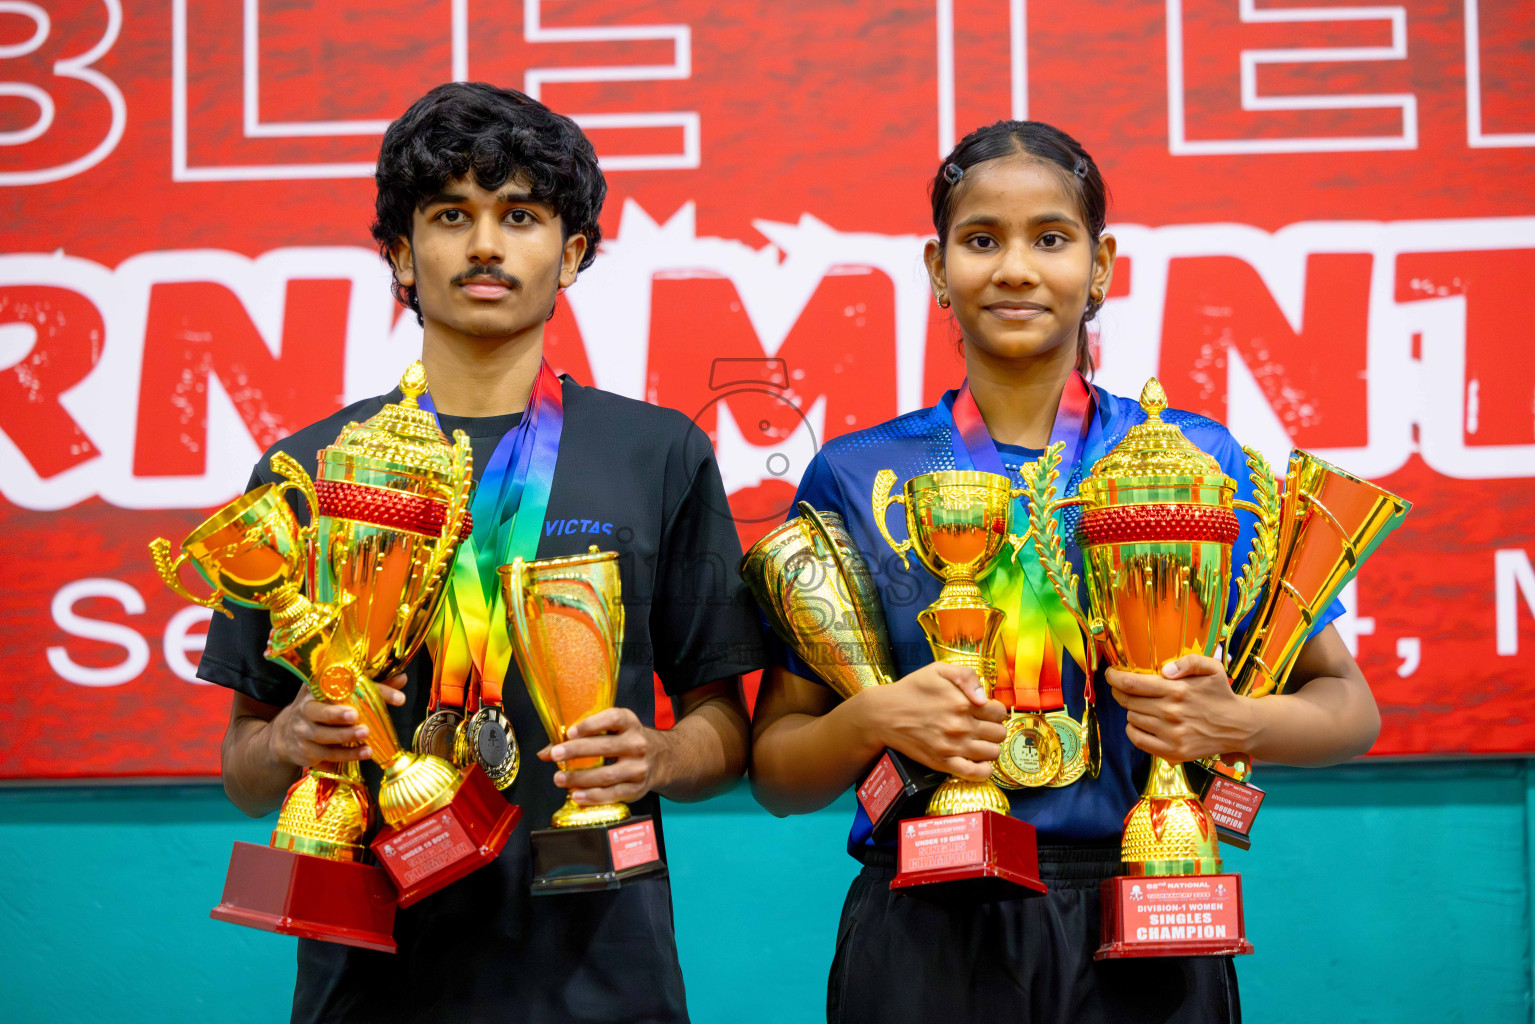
left=419, top=321, right=545, bottom=417
left=962, top=341, right=1079, bottom=449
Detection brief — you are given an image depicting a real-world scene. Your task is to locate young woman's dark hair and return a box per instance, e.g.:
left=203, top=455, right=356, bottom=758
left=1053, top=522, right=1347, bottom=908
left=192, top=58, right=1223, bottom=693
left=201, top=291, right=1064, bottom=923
left=929, top=120, right=1109, bottom=374
left=371, top=82, right=607, bottom=324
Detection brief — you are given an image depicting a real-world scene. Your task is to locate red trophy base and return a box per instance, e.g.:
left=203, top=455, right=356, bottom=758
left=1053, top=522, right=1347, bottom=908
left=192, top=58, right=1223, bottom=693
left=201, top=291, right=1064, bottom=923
left=1096, top=874, right=1254, bottom=959
left=211, top=842, right=398, bottom=954
left=889, top=810, right=1047, bottom=902
left=370, top=765, right=521, bottom=908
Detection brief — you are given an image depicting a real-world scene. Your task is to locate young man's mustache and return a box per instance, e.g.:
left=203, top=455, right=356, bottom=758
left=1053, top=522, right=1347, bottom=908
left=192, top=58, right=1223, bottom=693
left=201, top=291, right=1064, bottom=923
left=451, top=267, right=522, bottom=287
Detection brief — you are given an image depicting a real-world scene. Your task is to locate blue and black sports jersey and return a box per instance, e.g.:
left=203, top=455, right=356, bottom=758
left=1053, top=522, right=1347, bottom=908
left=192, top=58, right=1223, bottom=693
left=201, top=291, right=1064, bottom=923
left=774, top=384, right=1344, bottom=853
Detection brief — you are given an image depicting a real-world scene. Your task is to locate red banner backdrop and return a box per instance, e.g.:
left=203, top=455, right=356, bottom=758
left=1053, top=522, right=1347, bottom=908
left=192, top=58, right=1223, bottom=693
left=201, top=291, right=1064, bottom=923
left=1, top=0, right=1532, bottom=778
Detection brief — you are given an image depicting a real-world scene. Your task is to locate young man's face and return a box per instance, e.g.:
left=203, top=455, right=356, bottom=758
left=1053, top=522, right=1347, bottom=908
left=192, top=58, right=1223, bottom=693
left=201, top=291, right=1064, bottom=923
left=390, top=174, right=587, bottom=340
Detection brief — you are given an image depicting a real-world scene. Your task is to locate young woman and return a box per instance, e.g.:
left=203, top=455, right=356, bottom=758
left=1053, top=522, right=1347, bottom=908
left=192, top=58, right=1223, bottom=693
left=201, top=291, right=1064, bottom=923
left=749, top=121, right=1381, bottom=1024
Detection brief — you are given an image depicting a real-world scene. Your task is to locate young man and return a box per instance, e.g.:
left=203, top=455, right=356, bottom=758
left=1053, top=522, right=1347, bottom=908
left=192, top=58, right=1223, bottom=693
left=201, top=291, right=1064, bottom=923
left=197, top=82, right=764, bottom=1023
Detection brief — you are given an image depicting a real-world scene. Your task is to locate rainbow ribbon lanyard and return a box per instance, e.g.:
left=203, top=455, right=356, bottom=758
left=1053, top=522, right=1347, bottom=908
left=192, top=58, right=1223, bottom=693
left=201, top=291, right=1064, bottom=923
left=943, top=372, right=1093, bottom=711
left=419, top=361, right=564, bottom=712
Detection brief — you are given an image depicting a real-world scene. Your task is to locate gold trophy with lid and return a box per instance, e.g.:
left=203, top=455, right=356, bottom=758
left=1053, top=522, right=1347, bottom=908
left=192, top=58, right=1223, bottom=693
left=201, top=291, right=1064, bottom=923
left=1025, top=379, right=1272, bottom=957
left=871, top=471, right=1046, bottom=900
left=149, top=362, right=521, bottom=947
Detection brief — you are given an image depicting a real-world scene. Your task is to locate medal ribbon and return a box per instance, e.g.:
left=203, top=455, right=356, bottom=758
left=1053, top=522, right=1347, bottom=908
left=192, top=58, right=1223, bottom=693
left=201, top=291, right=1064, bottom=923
left=942, top=372, right=1092, bottom=711
left=419, top=361, right=564, bottom=710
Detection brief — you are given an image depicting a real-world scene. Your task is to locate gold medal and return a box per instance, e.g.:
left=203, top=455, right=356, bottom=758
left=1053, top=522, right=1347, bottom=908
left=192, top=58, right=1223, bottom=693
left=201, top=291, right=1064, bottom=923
left=464, top=706, right=519, bottom=790
left=413, top=709, right=463, bottom=761
left=994, top=711, right=1063, bottom=788
left=1045, top=709, right=1086, bottom=787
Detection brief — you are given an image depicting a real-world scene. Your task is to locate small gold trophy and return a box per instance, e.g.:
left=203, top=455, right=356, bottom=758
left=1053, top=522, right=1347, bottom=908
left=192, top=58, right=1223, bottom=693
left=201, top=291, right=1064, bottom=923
left=501, top=547, right=666, bottom=894
left=1191, top=450, right=1410, bottom=846
left=871, top=470, right=1045, bottom=900
left=742, top=503, right=942, bottom=842
left=1026, top=379, right=1270, bottom=957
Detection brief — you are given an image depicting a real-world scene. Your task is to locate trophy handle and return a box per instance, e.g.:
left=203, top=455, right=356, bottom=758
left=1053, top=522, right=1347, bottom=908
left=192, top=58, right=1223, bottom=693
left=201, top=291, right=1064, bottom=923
left=1021, top=443, right=1097, bottom=663
left=148, top=538, right=234, bottom=619
left=1222, top=445, right=1281, bottom=654
left=871, top=469, right=913, bottom=571
left=269, top=452, right=319, bottom=523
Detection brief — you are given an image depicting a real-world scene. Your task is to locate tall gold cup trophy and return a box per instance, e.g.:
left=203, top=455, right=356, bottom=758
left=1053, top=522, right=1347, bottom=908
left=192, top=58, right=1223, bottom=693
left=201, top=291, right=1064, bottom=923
left=501, top=547, right=666, bottom=894
left=149, top=364, right=521, bottom=949
left=1026, top=379, right=1408, bottom=958
left=870, top=470, right=1046, bottom=900
left=741, top=503, right=942, bottom=843
left=1026, top=379, right=1270, bottom=958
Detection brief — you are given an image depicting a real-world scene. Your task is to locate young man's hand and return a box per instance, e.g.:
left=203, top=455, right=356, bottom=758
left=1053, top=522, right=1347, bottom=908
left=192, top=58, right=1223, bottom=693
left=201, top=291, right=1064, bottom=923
left=855, top=662, right=1007, bottom=781
left=266, top=673, right=408, bottom=768
left=538, top=708, right=669, bottom=805
left=1105, top=656, right=1253, bottom=763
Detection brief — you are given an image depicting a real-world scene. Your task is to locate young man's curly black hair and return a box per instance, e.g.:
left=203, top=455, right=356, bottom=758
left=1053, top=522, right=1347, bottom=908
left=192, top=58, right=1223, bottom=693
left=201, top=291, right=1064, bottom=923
left=370, top=82, right=607, bottom=325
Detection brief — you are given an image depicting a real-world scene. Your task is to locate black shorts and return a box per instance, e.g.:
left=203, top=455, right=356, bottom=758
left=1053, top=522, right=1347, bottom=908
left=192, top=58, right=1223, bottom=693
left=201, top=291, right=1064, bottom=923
left=827, top=843, right=1240, bottom=1024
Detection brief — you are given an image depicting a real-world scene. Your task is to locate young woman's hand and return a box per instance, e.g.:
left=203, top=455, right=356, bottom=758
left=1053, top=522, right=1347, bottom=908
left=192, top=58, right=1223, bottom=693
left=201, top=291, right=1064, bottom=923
left=857, top=662, right=1007, bottom=780
left=1105, top=656, right=1253, bottom=763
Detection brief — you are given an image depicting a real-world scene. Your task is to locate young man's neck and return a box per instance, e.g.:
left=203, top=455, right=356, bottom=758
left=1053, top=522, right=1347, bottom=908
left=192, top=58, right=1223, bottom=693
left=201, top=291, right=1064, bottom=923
left=962, top=341, right=1079, bottom=449
left=418, top=321, right=545, bottom=418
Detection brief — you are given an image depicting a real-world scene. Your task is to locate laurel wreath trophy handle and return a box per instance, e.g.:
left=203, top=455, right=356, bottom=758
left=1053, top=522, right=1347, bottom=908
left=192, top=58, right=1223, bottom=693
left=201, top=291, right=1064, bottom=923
left=148, top=538, right=234, bottom=618
left=872, top=468, right=913, bottom=571
left=1021, top=442, right=1096, bottom=671
left=1221, top=445, right=1281, bottom=660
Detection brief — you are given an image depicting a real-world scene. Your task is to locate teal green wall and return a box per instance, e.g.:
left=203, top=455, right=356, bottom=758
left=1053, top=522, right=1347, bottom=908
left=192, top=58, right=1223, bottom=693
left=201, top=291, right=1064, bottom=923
left=2, top=762, right=1530, bottom=1023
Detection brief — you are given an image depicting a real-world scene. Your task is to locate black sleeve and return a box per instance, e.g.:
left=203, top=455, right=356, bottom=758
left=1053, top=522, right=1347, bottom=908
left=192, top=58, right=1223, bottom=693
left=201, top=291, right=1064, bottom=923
left=649, top=425, right=769, bottom=696
left=194, top=467, right=305, bottom=708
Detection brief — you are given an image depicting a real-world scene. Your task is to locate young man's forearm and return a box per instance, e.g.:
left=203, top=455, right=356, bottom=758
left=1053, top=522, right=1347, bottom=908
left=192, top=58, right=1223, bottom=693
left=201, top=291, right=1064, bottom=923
left=221, top=698, right=300, bottom=818
left=650, top=685, right=752, bottom=803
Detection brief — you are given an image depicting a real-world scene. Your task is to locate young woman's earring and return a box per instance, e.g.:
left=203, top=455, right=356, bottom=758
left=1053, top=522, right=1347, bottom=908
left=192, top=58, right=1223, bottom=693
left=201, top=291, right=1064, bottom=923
left=936, top=293, right=951, bottom=309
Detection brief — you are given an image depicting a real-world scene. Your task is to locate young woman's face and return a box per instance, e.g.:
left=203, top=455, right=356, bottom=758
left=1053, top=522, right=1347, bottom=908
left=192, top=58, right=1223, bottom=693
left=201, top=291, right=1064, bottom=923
left=390, top=174, right=586, bottom=341
left=925, top=156, right=1114, bottom=368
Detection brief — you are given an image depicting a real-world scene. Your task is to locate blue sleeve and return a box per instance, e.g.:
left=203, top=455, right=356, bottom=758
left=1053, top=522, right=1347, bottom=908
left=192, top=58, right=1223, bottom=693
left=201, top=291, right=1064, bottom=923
left=770, top=451, right=847, bottom=685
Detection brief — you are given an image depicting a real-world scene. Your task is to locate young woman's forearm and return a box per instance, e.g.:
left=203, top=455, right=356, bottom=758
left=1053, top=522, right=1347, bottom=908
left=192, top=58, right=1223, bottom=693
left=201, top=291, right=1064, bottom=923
left=750, top=697, right=885, bottom=816
left=1243, top=674, right=1380, bottom=766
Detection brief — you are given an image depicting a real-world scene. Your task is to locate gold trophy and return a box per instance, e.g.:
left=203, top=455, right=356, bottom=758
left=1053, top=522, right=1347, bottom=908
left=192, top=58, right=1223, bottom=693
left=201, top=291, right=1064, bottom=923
left=872, top=470, right=1046, bottom=900
left=1191, top=450, right=1410, bottom=846
left=1025, top=379, right=1269, bottom=957
left=150, top=363, right=521, bottom=944
left=501, top=546, right=666, bottom=894
left=742, top=502, right=940, bottom=842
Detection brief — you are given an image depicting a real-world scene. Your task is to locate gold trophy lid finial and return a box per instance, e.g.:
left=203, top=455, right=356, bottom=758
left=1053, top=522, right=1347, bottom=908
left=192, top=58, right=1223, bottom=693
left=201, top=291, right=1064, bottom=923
left=322, top=361, right=459, bottom=482
left=398, top=361, right=428, bottom=408
left=1089, top=377, right=1223, bottom=480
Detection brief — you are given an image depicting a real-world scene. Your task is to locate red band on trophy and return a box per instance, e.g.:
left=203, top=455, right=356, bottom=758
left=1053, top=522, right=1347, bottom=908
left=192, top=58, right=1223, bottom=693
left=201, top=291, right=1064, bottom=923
left=1080, top=504, right=1240, bottom=546
left=316, top=479, right=471, bottom=539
